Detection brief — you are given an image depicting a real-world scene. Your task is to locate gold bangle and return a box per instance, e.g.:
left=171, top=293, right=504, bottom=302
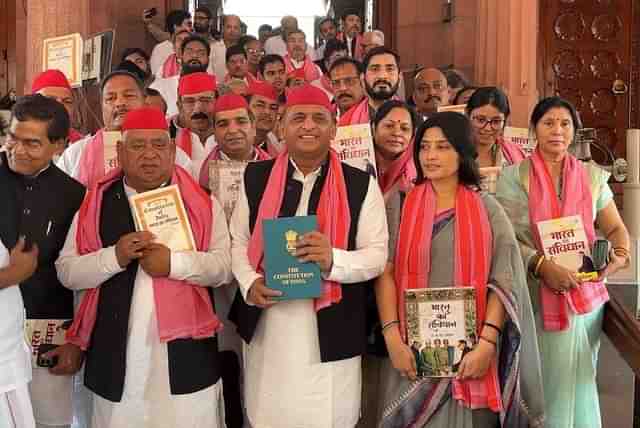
left=534, top=255, right=546, bottom=277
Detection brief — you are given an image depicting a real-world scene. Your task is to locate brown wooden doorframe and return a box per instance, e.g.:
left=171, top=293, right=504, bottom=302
left=631, top=0, right=640, bottom=129
left=373, top=0, right=396, bottom=51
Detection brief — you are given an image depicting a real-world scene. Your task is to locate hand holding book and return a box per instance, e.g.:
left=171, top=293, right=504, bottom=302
left=247, top=277, right=283, bottom=308
left=294, top=231, right=334, bottom=273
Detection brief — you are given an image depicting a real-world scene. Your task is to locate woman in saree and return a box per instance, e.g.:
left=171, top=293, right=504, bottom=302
left=495, top=97, right=630, bottom=428
left=375, top=111, right=545, bottom=427
left=373, top=100, right=421, bottom=201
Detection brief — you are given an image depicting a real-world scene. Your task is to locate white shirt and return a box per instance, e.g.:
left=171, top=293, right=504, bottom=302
left=149, top=75, right=180, bottom=119
left=263, top=36, right=316, bottom=60
left=230, top=160, right=388, bottom=428
left=210, top=40, right=228, bottom=82
left=173, top=126, right=218, bottom=181
left=150, top=40, right=174, bottom=77
left=56, top=131, right=193, bottom=182
left=56, top=184, right=232, bottom=428
left=0, top=240, right=31, bottom=395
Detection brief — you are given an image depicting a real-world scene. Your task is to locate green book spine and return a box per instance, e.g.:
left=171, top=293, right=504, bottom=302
left=263, top=216, right=322, bottom=300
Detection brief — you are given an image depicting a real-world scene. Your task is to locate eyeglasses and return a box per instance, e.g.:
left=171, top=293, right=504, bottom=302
left=246, top=48, right=265, bottom=56
left=471, top=116, right=505, bottom=130
left=331, top=76, right=360, bottom=88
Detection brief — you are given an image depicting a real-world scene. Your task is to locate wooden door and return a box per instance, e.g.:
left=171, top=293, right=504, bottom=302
left=541, top=0, right=633, bottom=162
left=0, top=0, right=8, bottom=97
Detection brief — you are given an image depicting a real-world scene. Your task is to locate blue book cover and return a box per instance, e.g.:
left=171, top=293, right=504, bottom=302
left=263, top=216, right=322, bottom=300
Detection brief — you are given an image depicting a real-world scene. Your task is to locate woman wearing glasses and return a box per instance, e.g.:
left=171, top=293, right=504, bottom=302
left=465, top=87, right=525, bottom=193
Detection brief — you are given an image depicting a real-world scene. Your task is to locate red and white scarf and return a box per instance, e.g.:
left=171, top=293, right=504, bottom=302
left=528, top=149, right=609, bottom=331
left=246, top=149, right=350, bottom=311
left=161, top=53, right=180, bottom=78
left=77, top=130, right=107, bottom=189
left=394, top=182, right=502, bottom=411
left=378, top=143, right=416, bottom=196
left=283, top=55, right=322, bottom=82
left=66, top=166, right=222, bottom=350
left=338, top=97, right=369, bottom=127
left=497, top=137, right=525, bottom=165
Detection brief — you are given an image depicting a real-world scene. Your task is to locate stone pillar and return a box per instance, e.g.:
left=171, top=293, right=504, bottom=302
left=475, top=0, right=539, bottom=127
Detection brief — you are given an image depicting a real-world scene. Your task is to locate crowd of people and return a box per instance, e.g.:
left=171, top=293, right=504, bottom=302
left=0, top=5, right=632, bottom=428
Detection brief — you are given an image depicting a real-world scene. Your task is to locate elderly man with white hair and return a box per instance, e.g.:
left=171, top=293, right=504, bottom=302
left=264, top=16, right=316, bottom=59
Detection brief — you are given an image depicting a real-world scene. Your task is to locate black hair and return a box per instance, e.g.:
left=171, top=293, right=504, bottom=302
left=238, top=35, right=258, bottom=50
left=258, top=24, right=273, bottom=33
left=342, top=8, right=361, bottom=21
left=12, top=94, right=70, bottom=142
left=530, top=96, right=582, bottom=138
left=284, top=28, right=306, bottom=42
left=259, top=54, right=285, bottom=75
left=464, top=86, right=510, bottom=121
left=413, top=111, right=481, bottom=187
left=324, top=39, right=348, bottom=62
left=442, top=68, right=470, bottom=89
left=319, top=17, right=337, bottom=29
left=362, top=46, right=400, bottom=71
left=165, top=10, right=191, bottom=35
left=181, top=34, right=212, bottom=57
left=145, top=87, right=161, bottom=97
left=114, top=60, right=147, bottom=82
left=372, top=100, right=421, bottom=138
left=100, top=70, right=144, bottom=94
left=328, top=57, right=362, bottom=77
left=195, top=6, right=212, bottom=19
left=453, top=85, right=478, bottom=105
left=226, top=44, right=247, bottom=63
left=120, top=48, right=149, bottom=63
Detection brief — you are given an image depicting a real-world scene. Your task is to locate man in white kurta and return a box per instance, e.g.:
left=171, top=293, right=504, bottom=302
left=55, top=107, right=232, bottom=428
left=230, top=84, right=388, bottom=428
left=148, top=10, right=192, bottom=76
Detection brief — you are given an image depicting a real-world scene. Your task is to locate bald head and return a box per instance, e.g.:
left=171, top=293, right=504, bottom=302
left=362, top=31, right=385, bottom=55
left=281, top=16, right=298, bottom=33
left=413, top=67, right=450, bottom=115
left=223, top=15, right=242, bottom=45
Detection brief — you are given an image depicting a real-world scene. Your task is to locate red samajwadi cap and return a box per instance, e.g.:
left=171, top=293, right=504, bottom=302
left=285, top=84, right=333, bottom=113
left=121, top=107, right=168, bottom=132
left=178, top=72, right=217, bottom=96
left=31, top=69, right=72, bottom=93
left=214, top=93, right=249, bottom=113
left=248, top=80, right=278, bottom=102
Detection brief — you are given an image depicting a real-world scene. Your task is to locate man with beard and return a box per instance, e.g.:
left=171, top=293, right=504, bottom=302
left=246, top=81, right=282, bottom=157
left=339, top=47, right=400, bottom=126
left=56, top=107, right=232, bottom=428
left=283, top=30, right=322, bottom=83
left=149, top=10, right=192, bottom=76
left=328, top=57, right=365, bottom=118
left=57, top=71, right=191, bottom=186
left=193, top=6, right=214, bottom=41
left=413, top=67, right=450, bottom=119
left=156, top=29, right=191, bottom=79
left=150, top=34, right=212, bottom=118
left=228, top=84, right=387, bottom=428
left=173, top=72, right=218, bottom=181
left=211, top=15, right=243, bottom=81
left=315, top=17, right=338, bottom=64
left=30, top=69, right=85, bottom=144
left=337, top=9, right=364, bottom=61
left=259, top=55, right=287, bottom=96
left=121, top=48, right=153, bottom=86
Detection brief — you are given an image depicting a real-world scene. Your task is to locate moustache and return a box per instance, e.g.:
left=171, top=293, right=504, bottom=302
left=373, top=80, right=391, bottom=87
left=426, top=95, right=442, bottom=104
left=337, top=93, right=353, bottom=101
left=112, top=108, right=128, bottom=119
left=191, top=112, right=209, bottom=121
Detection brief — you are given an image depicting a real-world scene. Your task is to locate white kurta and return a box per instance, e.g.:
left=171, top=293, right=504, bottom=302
left=0, top=240, right=35, bottom=428
left=230, top=160, right=388, bottom=428
left=55, top=186, right=233, bottom=428
left=263, top=36, right=317, bottom=60
left=55, top=131, right=193, bottom=182
left=149, top=76, right=180, bottom=119
left=210, top=40, right=228, bottom=82
left=149, top=41, right=174, bottom=77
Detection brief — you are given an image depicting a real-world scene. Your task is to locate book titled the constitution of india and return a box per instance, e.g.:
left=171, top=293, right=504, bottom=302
left=103, top=131, right=121, bottom=173
left=333, top=124, right=377, bottom=177
left=405, top=287, right=477, bottom=378
left=208, top=160, right=247, bottom=221
left=263, top=216, right=322, bottom=300
left=503, top=126, right=536, bottom=156
left=129, top=185, right=196, bottom=252
left=24, top=319, right=71, bottom=364
left=537, top=215, right=597, bottom=281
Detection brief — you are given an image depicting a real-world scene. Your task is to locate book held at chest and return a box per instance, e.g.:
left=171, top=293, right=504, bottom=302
left=405, top=287, right=477, bottom=377
left=208, top=160, right=247, bottom=221
left=333, top=123, right=377, bottom=177
left=129, top=184, right=196, bottom=252
left=536, top=214, right=598, bottom=281
left=263, top=216, right=322, bottom=300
